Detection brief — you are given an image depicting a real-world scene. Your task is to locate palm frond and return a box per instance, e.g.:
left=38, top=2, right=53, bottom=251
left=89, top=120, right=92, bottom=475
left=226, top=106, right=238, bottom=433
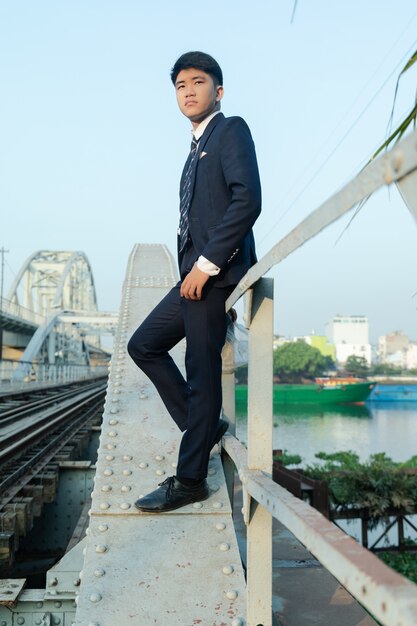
left=373, top=49, right=417, bottom=160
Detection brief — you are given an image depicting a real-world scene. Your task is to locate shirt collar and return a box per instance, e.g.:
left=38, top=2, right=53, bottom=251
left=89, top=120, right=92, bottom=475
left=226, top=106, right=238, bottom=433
left=192, top=110, right=221, bottom=141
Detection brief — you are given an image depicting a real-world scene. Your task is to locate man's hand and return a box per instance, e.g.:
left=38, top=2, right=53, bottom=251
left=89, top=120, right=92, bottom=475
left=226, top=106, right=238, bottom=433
left=180, top=263, right=210, bottom=300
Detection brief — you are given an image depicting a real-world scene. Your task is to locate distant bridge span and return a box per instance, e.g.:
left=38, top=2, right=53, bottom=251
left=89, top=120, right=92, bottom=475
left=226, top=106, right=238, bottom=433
left=1, top=250, right=117, bottom=383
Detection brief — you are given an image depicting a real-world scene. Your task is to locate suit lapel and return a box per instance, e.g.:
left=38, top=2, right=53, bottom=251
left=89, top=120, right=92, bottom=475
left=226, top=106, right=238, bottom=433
left=188, top=112, right=224, bottom=201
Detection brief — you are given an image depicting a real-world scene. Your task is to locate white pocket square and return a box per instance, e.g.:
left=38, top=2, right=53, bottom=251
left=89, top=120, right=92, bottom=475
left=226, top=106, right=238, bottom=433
left=200, top=151, right=207, bottom=159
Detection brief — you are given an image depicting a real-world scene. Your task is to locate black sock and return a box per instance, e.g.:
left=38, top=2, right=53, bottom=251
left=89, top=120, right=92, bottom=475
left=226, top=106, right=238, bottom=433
left=176, top=475, right=203, bottom=487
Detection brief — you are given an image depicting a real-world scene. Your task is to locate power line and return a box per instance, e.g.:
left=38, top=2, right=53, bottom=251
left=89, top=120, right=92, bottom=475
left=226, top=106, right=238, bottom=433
left=257, top=16, right=417, bottom=251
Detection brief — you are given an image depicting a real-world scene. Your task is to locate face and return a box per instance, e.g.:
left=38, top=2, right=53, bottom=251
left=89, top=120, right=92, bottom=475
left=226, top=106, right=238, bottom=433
left=175, top=68, right=224, bottom=128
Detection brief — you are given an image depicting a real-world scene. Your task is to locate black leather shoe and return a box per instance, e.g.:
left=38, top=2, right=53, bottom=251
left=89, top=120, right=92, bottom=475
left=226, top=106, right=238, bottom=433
left=212, top=418, right=229, bottom=447
left=134, top=476, right=209, bottom=513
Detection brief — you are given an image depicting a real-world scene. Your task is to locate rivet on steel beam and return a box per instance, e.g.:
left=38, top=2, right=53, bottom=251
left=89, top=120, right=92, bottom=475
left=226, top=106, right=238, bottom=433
left=54, top=618, right=62, bottom=625
left=140, top=393, right=148, bottom=399
left=49, top=577, right=58, bottom=587
left=101, top=485, right=112, bottom=492
left=219, top=542, right=230, bottom=551
left=120, top=502, right=131, bottom=509
left=112, top=398, right=120, bottom=403
left=121, top=485, right=131, bottom=492
left=87, top=623, right=100, bottom=626
left=95, top=544, right=108, bottom=553
left=105, top=444, right=116, bottom=450
left=123, top=455, right=133, bottom=461
left=231, top=618, right=244, bottom=626
left=155, top=455, right=165, bottom=461
left=90, top=593, right=102, bottom=603
left=109, top=419, right=118, bottom=425
left=113, top=389, right=121, bottom=395
left=108, top=431, right=118, bottom=438
left=73, top=578, right=81, bottom=586
left=122, top=469, right=132, bottom=476
left=139, top=462, right=148, bottom=469
left=94, top=568, right=105, bottom=577
left=105, top=455, right=115, bottom=461
left=171, top=462, right=177, bottom=469
left=110, top=408, right=119, bottom=414
left=222, top=565, right=234, bottom=575
left=36, top=602, right=43, bottom=608
left=16, top=619, right=25, bottom=625
left=35, top=620, right=42, bottom=626
left=216, top=523, right=226, bottom=531
left=211, top=484, right=220, bottom=492
left=104, top=469, right=113, bottom=476
left=193, top=502, right=203, bottom=509
left=226, top=590, right=238, bottom=600
left=156, top=470, right=165, bottom=476
left=100, top=503, right=111, bottom=510
left=208, top=468, right=216, bottom=476
left=98, top=524, right=109, bottom=532
left=212, top=501, right=223, bottom=509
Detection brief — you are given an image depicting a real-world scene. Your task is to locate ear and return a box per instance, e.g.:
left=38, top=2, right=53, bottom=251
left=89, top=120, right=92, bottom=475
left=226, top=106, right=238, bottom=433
left=215, top=85, right=224, bottom=102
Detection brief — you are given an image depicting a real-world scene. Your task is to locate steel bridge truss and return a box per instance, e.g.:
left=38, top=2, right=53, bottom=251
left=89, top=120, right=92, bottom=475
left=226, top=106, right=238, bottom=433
left=7, top=250, right=98, bottom=318
left=11, top=310, right=118, bottom=382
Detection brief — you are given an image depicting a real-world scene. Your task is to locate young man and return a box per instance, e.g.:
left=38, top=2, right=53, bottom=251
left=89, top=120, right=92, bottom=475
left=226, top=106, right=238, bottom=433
left=128, top=51, right=261, bottom=512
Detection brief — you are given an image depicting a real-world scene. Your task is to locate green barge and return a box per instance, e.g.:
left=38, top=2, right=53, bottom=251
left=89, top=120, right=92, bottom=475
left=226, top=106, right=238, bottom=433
left=235, top=381, right=375, bottom=407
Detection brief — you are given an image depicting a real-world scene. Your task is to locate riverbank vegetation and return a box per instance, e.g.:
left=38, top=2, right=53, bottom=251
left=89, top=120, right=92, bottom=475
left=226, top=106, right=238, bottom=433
left=275, top=450, right=417, bottom=583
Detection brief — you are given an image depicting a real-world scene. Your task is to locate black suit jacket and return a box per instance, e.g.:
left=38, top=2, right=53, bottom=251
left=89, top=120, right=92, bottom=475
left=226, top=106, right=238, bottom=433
left=178, top=112, right=261, bottom=287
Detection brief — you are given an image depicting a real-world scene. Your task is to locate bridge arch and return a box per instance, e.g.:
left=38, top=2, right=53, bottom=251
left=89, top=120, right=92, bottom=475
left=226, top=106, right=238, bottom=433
left=7, top=250, right=98, bottom=318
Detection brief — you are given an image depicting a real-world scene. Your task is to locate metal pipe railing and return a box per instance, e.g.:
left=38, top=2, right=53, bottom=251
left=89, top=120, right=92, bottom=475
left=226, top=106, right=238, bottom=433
left=222, top=129, right=417, bottom=625
left=0, top=359, right=108, bottom=387
left=0, top=297, right=44, bottom=325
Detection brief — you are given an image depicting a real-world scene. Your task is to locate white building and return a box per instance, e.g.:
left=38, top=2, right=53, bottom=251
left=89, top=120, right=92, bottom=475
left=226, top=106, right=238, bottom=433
left=326, top=315, right=372, bottom=365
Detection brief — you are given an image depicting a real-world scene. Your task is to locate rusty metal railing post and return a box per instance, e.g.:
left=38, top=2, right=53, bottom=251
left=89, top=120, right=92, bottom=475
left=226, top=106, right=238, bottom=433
left=245, top=277, right=273, bottom=625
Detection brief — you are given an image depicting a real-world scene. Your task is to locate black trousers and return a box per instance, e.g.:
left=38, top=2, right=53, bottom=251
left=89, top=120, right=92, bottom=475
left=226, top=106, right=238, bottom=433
left=127, top=280, right=234, bottom=480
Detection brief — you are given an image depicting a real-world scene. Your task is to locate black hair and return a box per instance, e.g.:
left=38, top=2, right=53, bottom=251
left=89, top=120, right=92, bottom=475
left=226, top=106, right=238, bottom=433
left=170, top=51, right=223, bottom=86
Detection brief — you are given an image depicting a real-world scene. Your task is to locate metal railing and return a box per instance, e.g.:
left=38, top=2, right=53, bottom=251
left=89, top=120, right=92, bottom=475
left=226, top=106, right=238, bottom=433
left=0, top=358, right=108, bottom=388
left=221, top=129, right=417, bottom=625
left=0, top=297, right=44, bottom=326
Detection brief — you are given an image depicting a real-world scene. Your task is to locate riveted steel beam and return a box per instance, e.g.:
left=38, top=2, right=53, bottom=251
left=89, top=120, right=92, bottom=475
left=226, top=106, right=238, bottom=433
left=75, top=244, right=247, bottom=625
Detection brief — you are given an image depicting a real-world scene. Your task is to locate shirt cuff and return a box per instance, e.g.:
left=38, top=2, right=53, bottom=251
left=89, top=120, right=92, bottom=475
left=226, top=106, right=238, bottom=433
left=197, top=256, right=221, bottom=276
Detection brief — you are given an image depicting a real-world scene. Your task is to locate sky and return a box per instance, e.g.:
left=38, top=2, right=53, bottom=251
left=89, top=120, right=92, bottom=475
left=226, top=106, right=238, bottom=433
left=1, top=1, right=417, bottom=343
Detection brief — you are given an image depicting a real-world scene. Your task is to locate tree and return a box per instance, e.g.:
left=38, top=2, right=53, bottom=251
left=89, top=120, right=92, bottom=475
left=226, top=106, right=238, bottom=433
left=273, top=341, right=330, bottom=383
left=344, top=355, right=369, bottom=378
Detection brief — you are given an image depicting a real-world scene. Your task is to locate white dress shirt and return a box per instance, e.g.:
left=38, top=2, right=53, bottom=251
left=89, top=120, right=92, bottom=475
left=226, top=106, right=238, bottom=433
left=190, top=111, right=221, bottom=276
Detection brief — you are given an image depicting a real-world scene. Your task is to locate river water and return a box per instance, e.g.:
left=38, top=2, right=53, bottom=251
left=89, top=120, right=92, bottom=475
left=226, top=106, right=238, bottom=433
left=236, top=402, right=417, bottom=465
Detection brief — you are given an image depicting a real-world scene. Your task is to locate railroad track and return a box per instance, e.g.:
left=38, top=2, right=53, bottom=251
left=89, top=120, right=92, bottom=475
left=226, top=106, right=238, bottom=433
left=0, top=377, right=107, bottom=413
left=0, top=379, right=107, bottom=567
left=0, top=380, right=106, bottom=502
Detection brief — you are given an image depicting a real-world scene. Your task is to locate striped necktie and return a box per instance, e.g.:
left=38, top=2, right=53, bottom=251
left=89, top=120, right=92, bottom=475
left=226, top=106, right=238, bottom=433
left=178, top=136, right=199, bottom=253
